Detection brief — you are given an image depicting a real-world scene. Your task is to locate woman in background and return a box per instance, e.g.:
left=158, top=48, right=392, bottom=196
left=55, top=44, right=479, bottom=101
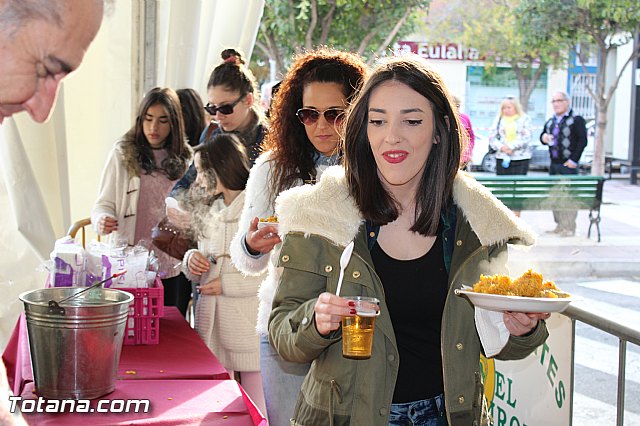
left=488, top=96, right=533, bottom=216
left=177, top=88, right=206, bottom=147
left=168, top=48, right=268, bottom=313
left=171, top=48, right=267, bottom=198
left=452, top=94, right=475, bottom=170
left=181, top=134, right=266, bottom=418
left=230, top=47, right=367, bottom=426
left=92, top=87, right=192, bottom=315
left=488, top=96, right=533, bottom=176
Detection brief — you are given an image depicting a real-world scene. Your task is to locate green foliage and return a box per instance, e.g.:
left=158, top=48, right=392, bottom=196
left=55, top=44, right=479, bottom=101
left=422, top=0, right=561, bottom=111
left=255, top=0, right=430, bottom=76
left=519, top=0, right=640, bottom=175
left=519, top=0, right=640, bottom=49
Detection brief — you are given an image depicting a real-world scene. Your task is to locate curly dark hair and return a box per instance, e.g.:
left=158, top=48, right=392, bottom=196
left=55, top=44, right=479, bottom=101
left=343, top=55, right=461, bottom=236
left=262, top=47, right=367, bottom=200
left=126, top=87, right=191, bottom=180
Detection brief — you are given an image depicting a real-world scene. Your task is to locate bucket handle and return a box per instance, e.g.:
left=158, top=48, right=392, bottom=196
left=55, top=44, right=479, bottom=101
left=47, top=271, right=127, bottom=315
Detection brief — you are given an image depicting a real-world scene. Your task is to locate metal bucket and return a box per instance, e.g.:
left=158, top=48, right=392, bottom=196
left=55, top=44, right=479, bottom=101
left=19, top=287, right=133, bottom=399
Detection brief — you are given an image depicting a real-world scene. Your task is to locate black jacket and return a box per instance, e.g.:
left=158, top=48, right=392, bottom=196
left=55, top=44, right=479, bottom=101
left=539, top=109, right=587, bottom=164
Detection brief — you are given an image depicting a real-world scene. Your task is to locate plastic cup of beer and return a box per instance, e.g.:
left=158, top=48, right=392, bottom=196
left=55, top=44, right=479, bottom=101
left=342, top=296, right=380, bottom=360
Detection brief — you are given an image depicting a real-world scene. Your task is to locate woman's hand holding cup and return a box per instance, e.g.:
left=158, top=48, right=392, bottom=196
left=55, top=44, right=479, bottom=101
left=313, top=292, right=355, bottom=336
left=245, top=217, right=281, bottom=255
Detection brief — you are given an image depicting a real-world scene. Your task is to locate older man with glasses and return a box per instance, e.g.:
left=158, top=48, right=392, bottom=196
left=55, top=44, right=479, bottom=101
left=0, top=0, right=105, bottom=124
left=1, top=2, right=105, bottom=424
left=540, top=91, right=588, bottom=237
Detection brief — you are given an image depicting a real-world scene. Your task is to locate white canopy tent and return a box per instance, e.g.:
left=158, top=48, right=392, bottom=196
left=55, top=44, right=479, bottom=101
left=0, top=0, right=265, bottom=349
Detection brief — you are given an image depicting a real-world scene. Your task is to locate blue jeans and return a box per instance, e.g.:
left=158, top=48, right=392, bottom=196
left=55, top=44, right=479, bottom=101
left=389, top=394, right=448, bottom=426
left=260, top=335, right=310, bottom=426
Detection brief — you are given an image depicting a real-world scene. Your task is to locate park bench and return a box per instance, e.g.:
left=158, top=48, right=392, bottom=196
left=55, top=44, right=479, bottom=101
left=475, top=175, right=605, bottom=242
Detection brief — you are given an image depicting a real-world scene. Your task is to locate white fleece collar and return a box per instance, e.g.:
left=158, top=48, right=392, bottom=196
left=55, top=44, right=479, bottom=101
left=275, top=166, right=536, bottom=248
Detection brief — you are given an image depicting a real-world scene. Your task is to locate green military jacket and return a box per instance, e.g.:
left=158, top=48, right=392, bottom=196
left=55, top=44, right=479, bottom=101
left=269, top=166, right=549, bottom=426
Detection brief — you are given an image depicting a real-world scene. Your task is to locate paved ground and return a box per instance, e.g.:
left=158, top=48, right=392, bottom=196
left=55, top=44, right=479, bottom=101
left=472, top=171, right=640, bottom=281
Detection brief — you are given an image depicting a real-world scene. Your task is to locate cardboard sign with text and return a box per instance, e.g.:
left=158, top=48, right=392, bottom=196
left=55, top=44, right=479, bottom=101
left=482, top=314, right=572, bottom=426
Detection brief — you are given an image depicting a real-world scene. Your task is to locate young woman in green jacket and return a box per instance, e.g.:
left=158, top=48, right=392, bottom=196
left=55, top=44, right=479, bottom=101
left=268, top=56, right=550, bottom=426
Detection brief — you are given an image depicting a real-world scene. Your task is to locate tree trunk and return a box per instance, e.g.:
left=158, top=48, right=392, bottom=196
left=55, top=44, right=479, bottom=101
left=592, top=107, right=607, bottom=177
left=590, top=42, right=608, bottom=177
left=266, top=31, right=285, bottom=77
left=369, top=7, right=413, bottom=65
left=319, top=1, right=337, bottom=45
left=305, top=0, right=318, bottom=50
left=512, top=62, right=546, bottom=113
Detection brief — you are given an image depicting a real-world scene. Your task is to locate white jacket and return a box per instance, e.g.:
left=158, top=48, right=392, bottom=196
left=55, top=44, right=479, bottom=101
left=230, top=151, right=334, bottom=335
left=182, top=191, right=263, bottom=371
left=91, top=140, right=140, bottom=246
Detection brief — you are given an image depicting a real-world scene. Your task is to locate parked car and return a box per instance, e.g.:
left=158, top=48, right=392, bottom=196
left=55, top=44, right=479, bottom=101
left=470, top=134, right=496, bottom=172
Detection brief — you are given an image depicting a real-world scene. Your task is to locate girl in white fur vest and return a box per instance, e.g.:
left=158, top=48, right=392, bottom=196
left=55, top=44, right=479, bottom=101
left=181, top=134, right=266, bottom=418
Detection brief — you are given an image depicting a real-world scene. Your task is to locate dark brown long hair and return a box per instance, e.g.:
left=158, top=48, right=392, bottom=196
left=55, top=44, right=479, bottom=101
left=343, top=55, right=461, bottom=236
left=262, top=47, right=367, bottom=202
left=177, top=88, right=206, bottom=147
left=125, top=87, right=191, bottom=180
left=194, top=133, right=250, bottom=192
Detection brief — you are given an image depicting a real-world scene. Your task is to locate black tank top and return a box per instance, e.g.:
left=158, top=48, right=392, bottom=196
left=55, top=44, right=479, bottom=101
left=371, top=233, right=448, bottom=403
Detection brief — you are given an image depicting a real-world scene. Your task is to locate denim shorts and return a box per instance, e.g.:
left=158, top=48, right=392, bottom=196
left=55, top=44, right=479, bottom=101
left=389, top=393, right=447, bottom=426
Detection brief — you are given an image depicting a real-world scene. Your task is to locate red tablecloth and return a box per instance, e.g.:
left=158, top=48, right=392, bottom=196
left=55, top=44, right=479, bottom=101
left=19, top=379, right=265, bottom=425
left=3, top=313, right=30, bottom=397
left=117, top=307, right=230, bottom=381
left=2, top=307, right=265, bottom=425
left=2, top=307, right=229, bottom=396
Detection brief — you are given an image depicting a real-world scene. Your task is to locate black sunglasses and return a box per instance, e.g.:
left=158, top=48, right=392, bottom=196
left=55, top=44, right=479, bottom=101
left=204, top=94, right=246, bottom=116
left=296, top=108, right=345, bottom=126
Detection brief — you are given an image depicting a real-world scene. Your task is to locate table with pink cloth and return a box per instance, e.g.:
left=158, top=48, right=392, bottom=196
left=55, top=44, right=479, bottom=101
left=2, top=307, right=266, bottom=425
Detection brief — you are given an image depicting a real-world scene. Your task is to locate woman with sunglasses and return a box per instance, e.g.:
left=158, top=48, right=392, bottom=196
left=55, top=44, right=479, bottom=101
left=203, top=48, right=266, bottom=162
left=170, top=48, right=266, bottom=198
left=166, top=49, right=267, bottom=313
left=230, top=47, right=367, bottom=426
left=92, top=87, right=192, bottom=314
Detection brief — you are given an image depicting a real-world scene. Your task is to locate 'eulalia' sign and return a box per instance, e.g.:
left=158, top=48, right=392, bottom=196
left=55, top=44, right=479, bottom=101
left=394, top=41, right=480, bottom=61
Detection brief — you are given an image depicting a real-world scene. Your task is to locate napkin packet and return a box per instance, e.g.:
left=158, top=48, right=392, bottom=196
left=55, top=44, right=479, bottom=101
left=84, top=241, right=158, bottom=288
left=47, top=236, right=158, bottom=288
left=84, top=241, right=127, bottom=287
left=49, top=236, right=85, bottom=287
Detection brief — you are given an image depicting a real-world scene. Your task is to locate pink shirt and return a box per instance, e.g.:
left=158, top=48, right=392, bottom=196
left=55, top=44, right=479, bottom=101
left=459, top=113, right=475, bottom=164
left=135, top=149, right=180, bottom=278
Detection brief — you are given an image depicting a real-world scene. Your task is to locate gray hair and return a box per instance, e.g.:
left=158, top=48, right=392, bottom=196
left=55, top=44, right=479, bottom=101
left=0, top=0, right=110, bottom=36
left=0, top=0, right=63, bottom=34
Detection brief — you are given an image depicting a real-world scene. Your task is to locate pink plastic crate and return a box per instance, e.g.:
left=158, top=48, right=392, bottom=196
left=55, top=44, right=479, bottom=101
left=120, top=278, right=164, bottom=345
